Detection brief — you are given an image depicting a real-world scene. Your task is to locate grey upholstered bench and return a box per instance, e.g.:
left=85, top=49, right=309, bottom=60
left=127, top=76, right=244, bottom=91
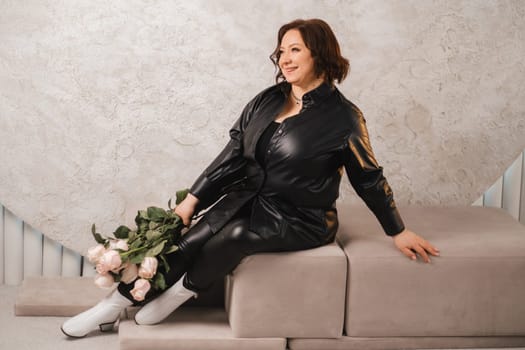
left=290, top=204, right=525, bottom=349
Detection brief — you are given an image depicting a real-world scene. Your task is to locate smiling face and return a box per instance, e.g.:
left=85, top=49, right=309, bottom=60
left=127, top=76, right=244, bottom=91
left=278, top=29, right=319, bottom=89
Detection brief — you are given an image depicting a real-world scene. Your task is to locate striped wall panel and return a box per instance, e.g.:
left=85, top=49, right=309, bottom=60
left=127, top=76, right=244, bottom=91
left=1, top=149, right=525, bottom=285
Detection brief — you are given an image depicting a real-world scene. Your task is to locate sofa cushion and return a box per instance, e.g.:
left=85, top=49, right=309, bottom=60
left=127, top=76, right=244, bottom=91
left=288, top=335, right=525, bottom=349
left=336, top=205, right=525, bottom=337
left=225, top=241, right=347, bottom=338
left=120, top=307, right=286, bottom=350
left=15, top=276, right=112, bottom=316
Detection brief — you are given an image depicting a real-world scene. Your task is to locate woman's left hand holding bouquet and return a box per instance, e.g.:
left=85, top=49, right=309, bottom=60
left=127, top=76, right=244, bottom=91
left=173, top=192, right=199, bottom=228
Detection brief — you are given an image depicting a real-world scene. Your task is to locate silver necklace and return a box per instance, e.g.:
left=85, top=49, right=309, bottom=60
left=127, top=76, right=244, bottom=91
left=291, top=91, right=302, bottom=105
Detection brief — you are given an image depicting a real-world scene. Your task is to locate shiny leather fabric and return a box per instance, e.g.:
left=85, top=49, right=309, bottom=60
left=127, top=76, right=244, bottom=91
left=190, top=82, right=405, bottom=244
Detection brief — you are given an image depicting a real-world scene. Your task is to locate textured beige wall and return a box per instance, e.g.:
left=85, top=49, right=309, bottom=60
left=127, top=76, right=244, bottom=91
left=1, top=0, right=524, bottom=253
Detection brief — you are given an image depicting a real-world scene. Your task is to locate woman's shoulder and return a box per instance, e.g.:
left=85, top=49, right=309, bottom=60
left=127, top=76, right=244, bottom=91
left=242, top=82, right=285, bottom=113
left=331, top=88, right=365, bottom=125
left=250, top=82, right=285, bottom=103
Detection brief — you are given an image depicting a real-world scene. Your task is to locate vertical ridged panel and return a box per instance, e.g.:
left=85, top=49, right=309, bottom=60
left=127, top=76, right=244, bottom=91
left=61, top=247, right=81, bottom=277
left=23, top=223, right=43, bottom=278
left=0, top=206, right=4, bottom=283
left=82, top=258, right=96, bottom=277
left=520, top=151, right=525, bottom=224
left=4, top=208, right=24, bottom=285
left=42, top=236, right=62, bottom=277
left=502, top=154, right=523, bottom=220
left=483, top=176, right=503, bottom=208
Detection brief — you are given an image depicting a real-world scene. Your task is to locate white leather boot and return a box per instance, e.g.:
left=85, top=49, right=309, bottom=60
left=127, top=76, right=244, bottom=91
left=134, top=274, right=197, bottom=325
left=61, top=289, right=132, bottom=338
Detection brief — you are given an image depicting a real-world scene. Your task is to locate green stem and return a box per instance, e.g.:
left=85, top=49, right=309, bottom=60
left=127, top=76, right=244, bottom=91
left=120, top=246, right=146, bottom=257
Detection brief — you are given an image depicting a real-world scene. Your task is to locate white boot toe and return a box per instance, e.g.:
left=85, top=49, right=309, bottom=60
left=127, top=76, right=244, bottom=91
left=61, top=290, right=132, bottom=338
left=135, top=274, right=196, bottom=325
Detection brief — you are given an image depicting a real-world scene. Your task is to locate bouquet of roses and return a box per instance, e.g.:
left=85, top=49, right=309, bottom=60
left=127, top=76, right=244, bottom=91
left=86, top=189, right=189, bottom=302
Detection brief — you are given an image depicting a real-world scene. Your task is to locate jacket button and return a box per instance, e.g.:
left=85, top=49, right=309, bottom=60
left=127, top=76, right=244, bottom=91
left=278, top=129, right=282, bottom=134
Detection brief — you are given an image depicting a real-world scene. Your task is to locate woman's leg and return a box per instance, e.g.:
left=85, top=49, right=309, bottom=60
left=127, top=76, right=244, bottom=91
left=134, top=214, right=320, bottom=325
left=183, top=217, right=315, bottom=292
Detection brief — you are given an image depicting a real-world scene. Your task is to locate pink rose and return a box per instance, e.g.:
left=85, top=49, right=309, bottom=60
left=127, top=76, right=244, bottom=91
left=120, top=263, right=139, bottom=284
left=94, top=273, right=114, bottom=288
left=109, top=239, right=129, bottom=251
left=130, top=278, right=151, bottom=301
left=138, top=257, right=158, bottom=279
left=96, top=249, right=122, bottom=274
left=87, top=244, right=106, bottom=264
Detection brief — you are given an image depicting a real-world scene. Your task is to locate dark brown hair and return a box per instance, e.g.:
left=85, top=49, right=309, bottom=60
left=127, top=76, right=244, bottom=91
left=270, top=18, right=350, bottom=86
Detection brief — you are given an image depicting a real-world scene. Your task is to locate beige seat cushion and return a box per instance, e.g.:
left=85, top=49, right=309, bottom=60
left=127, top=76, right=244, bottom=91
left=288, top=335, right=525, bottom=350
left=119, top=307, right=286, bottom=350
left=15, top=276, right=112, bottom=316
left=337, top=205, right=525, bottom=337
left=225, top=241, right=347, bottom=338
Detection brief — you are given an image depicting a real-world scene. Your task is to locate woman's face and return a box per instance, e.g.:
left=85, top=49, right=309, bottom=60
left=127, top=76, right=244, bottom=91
left=278, top=29, right=317, bottom=88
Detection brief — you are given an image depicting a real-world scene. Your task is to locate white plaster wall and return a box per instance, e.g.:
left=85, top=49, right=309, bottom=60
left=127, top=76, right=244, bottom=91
left=0, top=0, right=524, bottom=254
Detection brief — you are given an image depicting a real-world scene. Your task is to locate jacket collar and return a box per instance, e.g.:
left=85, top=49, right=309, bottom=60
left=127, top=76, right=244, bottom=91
left=280, top=81, right=334, bottom=109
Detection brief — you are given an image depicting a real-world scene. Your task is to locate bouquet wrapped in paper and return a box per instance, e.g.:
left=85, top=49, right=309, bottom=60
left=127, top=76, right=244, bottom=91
left=87, top=189, right=189, bottom=301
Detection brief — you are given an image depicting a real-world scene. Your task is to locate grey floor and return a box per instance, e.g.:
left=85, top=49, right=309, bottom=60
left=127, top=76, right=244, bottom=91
left=1, top=284, right=524, bottom=350
left=0, top=285, right=119, bottom=350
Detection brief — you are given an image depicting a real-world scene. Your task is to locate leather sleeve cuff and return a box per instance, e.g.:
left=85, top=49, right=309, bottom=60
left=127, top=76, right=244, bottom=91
left=376, top=206, right=405, bottom=236
left=189, top=173, right=216, bottom=213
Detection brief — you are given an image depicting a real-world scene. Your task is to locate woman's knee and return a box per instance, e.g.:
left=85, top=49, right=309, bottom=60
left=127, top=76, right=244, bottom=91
left=217, top=218, right=260, bottom=248
left=177, top=219, right=214, bottom=257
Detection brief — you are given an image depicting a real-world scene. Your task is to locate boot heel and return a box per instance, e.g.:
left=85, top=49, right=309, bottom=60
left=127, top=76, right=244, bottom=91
left=99, top=320, right=117, bottom=332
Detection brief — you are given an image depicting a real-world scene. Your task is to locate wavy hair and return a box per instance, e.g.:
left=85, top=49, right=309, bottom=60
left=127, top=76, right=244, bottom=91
left=270, top=18, right=350, bottom=86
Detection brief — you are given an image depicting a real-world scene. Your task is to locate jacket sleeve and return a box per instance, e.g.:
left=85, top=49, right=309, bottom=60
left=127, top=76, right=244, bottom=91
left=188, top=100, right=254, bottom=213
left=342, top=112, right=405, bottom=236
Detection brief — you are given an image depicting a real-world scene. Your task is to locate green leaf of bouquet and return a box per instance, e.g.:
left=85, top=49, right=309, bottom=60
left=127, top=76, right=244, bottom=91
left=164, top=245, right=179, bottom=254
left=129, top=238, right=144, bottom=250
left=175, top=189, right=189, bottom=205
left=129, top=252, right=147, bottom=264
left=159, top=254, right=170, bottom=273
left=146, top=229, right=162, bottom=241
left=134, top=210, right=149, bottom=226
left=114, top=225, right=131, bottom=239
left=128, top=230, right=137, bottom=241
left=153, top=273, right=167, bottom=291
left=138, top=222, right=149, bottom=233
left=146, top=240, right=166, bottom=257
left=147, top=207, right=167, bottom=222
left=148, top=221, right=159, bottom=230
left=91, top=224, right=106, bottom=244
left=168, top=198, right=173, bottom=210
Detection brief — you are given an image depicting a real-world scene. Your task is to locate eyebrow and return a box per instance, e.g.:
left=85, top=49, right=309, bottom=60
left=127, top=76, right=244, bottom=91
left=279, top=42, right=303, bottom=49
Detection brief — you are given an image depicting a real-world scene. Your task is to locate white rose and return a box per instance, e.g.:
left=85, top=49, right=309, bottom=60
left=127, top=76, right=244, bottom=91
left=130, top=279, right=151, bottom=302
left=109, top=239, right=129, bottom=251
left=138, top=257, right=158, bottom=279
left=86, top=244, right=106, bottom=264
left=94, top=273, right=114, bottom=289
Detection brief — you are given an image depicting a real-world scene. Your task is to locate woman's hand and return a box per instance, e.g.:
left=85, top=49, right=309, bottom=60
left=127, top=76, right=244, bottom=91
left=174, top=193, right=199, bottom=227
left=392, top=229, right=440, bottom=263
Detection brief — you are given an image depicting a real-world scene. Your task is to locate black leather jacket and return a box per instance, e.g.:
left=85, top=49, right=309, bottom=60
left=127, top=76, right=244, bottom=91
left=190, top=82, right=405, bottom=246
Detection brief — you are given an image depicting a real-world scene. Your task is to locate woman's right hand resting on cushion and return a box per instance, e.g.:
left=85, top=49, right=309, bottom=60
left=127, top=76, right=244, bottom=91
left=174, top=193, right=199, bottom=227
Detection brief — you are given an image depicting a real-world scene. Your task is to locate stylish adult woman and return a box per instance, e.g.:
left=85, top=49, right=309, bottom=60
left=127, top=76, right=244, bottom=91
left=62, top=18, right=439, bottom=338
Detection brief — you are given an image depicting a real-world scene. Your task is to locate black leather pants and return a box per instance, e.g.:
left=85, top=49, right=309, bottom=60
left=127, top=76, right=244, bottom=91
left=118, top=199, right=323, bottom=303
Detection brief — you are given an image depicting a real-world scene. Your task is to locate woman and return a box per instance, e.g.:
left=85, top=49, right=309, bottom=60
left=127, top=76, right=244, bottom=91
left=61, top=18, right=439, bottom=337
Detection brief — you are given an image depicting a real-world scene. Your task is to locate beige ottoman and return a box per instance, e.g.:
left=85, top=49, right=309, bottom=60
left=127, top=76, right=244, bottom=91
left=225, top=241, right=347, bottom=338
left=120, top=307, right=286, bottom=350
left=337, top=205, right=525, bottom=337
